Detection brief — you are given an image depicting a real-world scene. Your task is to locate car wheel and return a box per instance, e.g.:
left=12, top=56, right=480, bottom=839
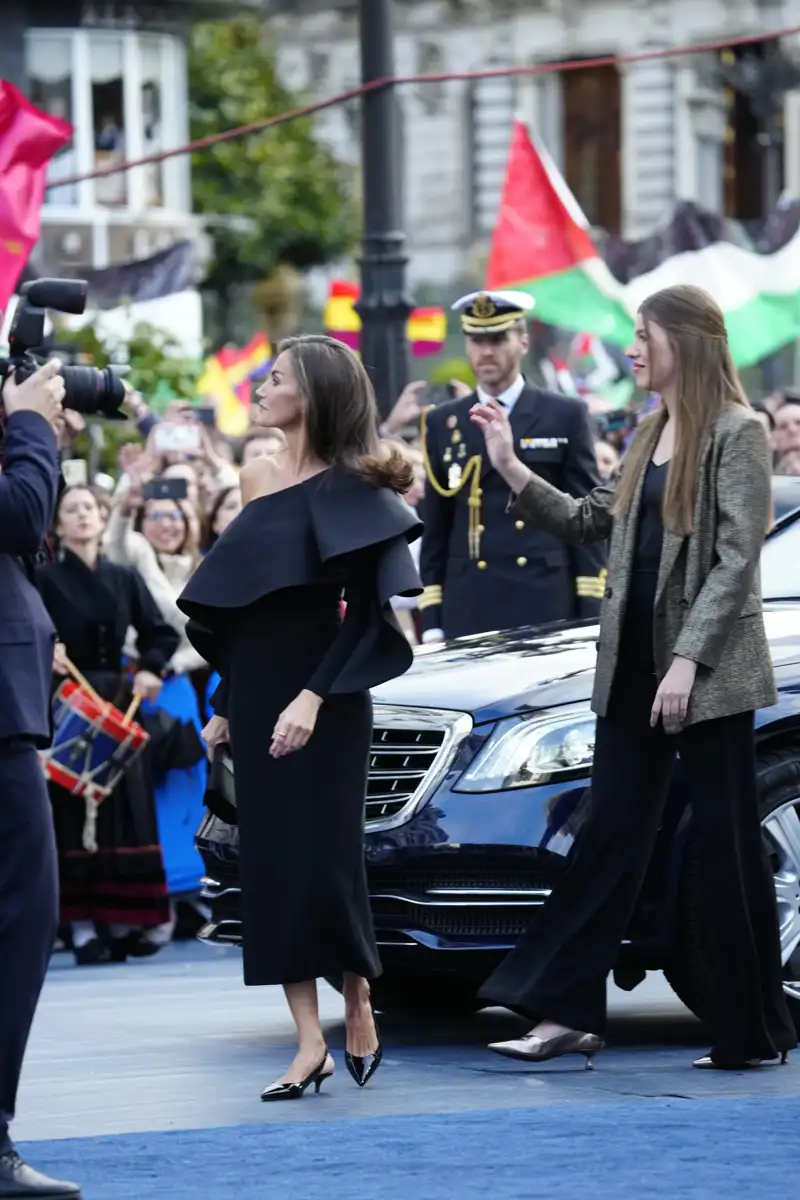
left=665, top=745, right=800, bottom=1033
left=325, top=973, right=479, bottom=1017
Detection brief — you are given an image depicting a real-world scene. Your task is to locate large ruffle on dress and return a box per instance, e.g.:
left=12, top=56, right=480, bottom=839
left=178, top=467, right=422, bottom=985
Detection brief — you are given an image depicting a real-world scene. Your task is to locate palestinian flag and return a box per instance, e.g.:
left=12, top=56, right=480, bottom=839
left=488, top=120, right=800, bottom=369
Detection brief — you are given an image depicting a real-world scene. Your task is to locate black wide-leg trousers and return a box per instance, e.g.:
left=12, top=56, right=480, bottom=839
left=478, top=657, right=797, bottom=1065
left=0, top=740, right=59, bottom=1153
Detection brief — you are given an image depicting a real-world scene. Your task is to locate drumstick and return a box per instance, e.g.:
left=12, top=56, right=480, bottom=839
left=63, top=657, right=108, bottom=710
left=123, top=695, right=142, bottom=724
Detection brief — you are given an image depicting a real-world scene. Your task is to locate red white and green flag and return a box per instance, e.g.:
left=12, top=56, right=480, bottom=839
left=487, top=120, right=800, bottom=369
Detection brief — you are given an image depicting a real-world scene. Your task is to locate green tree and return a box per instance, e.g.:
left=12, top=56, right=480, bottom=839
left=189, top=17, right=359, bottom=340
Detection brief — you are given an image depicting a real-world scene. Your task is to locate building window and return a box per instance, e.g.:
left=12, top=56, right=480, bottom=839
left=562, top=65, right=621, bottom=234
left=696, top=136, right=723, bottom=212
left=27, top=35, right=76, bottom=207
left=469, top=73, right=517, bottom=238
left=27, top=29, right=190, bottom=217
left=140, top=37, right=164, bottom=208
left=90, top=34, right=127, bottom=207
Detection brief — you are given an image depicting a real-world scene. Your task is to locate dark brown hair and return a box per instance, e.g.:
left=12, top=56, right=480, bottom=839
left=613, top=284, right=749, bottom=534
left=278, top=334, right=413, bottom=493
left=201, top=484, right=239, bottom=551
left=54, top=485, right=105, bottom=538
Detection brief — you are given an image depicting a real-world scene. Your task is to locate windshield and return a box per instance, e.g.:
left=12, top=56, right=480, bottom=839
left=761, top=516, right=800, bottom=600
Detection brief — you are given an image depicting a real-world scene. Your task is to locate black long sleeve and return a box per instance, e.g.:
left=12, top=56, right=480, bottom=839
left=564, top=399, right=608, bottom=616
left=305, top=552, right=376, bottom=699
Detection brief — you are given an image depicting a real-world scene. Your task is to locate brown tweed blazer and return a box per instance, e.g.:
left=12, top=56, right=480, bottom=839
left=510, top=404, right=777, bottom=726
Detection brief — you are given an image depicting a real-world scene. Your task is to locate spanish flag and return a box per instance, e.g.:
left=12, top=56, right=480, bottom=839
left=197, top=333, right=272, bottom=437
left=322, top=280, right=361, bottom=351
left=407, top=306, right=448, bottom=357
left=323, top=280, right=446, bottom=357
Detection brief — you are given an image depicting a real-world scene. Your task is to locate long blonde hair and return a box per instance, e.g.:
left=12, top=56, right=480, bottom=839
left=613, top=284, right=749, bottom=534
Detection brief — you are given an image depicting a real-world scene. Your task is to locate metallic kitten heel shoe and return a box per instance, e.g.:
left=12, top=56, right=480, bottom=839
left=488, top=1029, right=605, bottom=1070
left=693, top=1050, right=790, bottom=1070
left=260, top=1052, right=334, bottom=1101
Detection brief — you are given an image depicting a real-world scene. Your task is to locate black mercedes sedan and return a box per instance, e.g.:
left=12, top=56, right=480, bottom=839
left=196, top=476, right=800, bottom=1030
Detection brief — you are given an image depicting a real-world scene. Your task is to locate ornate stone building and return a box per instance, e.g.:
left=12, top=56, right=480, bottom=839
left=2, top=0, right=253, bottom=347
left=265, top=0, right=800, bottom=287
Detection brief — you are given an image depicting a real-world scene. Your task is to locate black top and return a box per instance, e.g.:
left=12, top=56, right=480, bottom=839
left=178, top=466, right=423, bottom=698
left=36, top=549, right=179, bottom=679
left=633, top=460, right=668, bottom=574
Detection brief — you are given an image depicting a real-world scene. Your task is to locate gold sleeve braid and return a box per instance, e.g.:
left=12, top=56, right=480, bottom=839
left=420, top=405, right=484, bottom=560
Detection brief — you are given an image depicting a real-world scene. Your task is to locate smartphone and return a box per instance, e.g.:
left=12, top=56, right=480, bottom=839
left=153, top=423, right=202, bottom=454
left=424, top=384, right=454, bottom=409
left=195, top=406, right=216, bottom=427
left=142, top=477, right=188, bottom=502
left=61, top=458, right=88, bottom=487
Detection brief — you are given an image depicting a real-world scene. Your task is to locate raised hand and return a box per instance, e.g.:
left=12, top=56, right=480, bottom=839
left=469, top=400, right=515, bottom=471
left=469, top=400, right=532, bottom=494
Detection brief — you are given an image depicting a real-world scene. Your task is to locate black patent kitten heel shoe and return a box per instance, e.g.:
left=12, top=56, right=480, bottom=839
left=260, top=1052, right=334, bottom=1101
left=345, top=1011, right=383, bottom=1087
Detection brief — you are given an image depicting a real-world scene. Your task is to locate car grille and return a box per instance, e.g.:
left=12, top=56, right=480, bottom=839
left=365, top=706, right=472, bottom=830
left=374, top=902, right=540, bottom=940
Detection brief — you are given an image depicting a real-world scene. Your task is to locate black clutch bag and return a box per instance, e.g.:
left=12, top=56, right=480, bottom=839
left=203, top=743, right=237, bottom=825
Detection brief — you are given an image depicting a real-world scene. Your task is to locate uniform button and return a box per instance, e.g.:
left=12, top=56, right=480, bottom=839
left=476, top=488, right=483, bottom=497
left=515, top=520, right=525, bottom=531
left=604, top=586, right=613, bottom=599
left=477, top=560, right=487, bottom=570
left=516, top=556, right=527, bottom=567
left=477, top=524, right=485, bottom=533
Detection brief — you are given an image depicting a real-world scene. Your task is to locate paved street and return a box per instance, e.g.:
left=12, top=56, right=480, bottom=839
left=16, top=941, right=800, bottom=1144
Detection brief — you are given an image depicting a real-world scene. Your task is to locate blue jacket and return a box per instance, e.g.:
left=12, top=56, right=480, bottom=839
left=0, top=411, right=60, bottom=745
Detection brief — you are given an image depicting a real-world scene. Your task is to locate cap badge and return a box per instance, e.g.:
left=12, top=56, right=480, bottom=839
left=472, top=293, right=496, bottom=319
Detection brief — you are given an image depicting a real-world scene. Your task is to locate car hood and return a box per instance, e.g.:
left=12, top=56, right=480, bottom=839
left=373, top=621, right=600, bottom=723
left=372, top=604, right=800, bottom=724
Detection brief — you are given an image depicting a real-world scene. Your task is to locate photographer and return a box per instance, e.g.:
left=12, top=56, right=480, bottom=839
left=0, top=360, right=81, bottom=1197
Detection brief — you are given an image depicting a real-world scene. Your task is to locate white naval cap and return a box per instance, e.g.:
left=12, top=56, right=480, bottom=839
left=452, top=290, right=536, bottom=335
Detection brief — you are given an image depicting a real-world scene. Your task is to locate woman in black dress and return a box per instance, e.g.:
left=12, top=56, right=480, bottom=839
left=37, top=486, right=179, bottom=965
left=179, top=335, right=422, bottom=1100
left=470, top=284, right=796, bottom=1071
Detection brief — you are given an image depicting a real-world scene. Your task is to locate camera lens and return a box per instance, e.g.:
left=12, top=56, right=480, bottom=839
left=62, top=365, right=127, bottom=420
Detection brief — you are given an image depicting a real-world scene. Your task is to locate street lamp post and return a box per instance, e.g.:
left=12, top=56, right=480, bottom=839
left=355, top=0, right=411, bottom=418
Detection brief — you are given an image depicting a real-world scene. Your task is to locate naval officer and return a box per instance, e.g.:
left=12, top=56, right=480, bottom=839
left=418, top=290, right=607, bottom=641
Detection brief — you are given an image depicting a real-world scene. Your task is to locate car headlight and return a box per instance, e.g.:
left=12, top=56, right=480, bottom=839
left=454, top=706, right=596, bottom=793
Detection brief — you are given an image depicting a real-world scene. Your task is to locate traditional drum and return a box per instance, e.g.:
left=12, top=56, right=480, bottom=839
left=41, top=679, right=149, bottom=801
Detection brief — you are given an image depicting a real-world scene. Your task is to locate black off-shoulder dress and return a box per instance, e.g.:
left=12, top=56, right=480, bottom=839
left=178, top=467, right=422, bottom=986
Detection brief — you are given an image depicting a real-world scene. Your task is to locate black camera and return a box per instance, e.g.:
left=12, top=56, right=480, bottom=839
left=0, top=279, right=126, bottom=420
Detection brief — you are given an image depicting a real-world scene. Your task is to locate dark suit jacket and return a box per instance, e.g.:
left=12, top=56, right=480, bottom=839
left=419, top=384, right=607, bottom=639
left=0, top=411, right=60, bottom=745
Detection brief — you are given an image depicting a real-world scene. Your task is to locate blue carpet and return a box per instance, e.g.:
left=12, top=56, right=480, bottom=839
left=23, top=1097, right=799, bottom=1199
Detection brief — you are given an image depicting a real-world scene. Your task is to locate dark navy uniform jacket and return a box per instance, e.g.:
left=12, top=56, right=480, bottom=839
left=0, top=411, right=60, bottom=745
left=419, top=384, right=607, bottom=640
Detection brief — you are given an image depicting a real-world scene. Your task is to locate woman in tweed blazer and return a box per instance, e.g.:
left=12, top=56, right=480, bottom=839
left=470, top=284, right=796, bottom=1071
